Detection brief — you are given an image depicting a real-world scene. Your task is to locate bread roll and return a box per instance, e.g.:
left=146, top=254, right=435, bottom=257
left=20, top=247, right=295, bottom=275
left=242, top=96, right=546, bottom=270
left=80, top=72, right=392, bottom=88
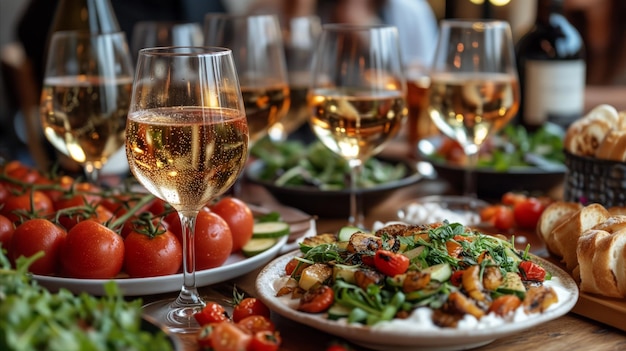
left=608, top=131, right=626, bottom=162
left=608, top=206, right=626, bottom=216
left=536, top=201, right=583, bottom=257
left=565, top=104, right=620, bottom=156
left=594, top=129, right=623, bottom=160
left=591, top=230, right=626, bottom=298
left=551, top=203, right=610, bottom=272
left=577, top=229, right=611, bottom=293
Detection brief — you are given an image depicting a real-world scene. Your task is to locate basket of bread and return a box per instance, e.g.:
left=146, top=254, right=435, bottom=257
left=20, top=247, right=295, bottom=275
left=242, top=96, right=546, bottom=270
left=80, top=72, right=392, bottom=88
left=563, top=104, right=626, bottom=207
left=538, top=201, right=626, bottom=299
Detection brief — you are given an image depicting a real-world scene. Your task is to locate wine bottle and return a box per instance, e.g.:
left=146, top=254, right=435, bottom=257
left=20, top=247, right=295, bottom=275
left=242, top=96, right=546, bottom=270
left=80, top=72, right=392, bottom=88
left=515, top=0, right=586, bottom=130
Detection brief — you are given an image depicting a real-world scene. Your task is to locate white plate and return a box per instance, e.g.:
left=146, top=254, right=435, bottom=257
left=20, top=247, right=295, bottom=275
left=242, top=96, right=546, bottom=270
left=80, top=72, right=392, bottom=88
left=256, top=251, right=579, bottom=351
left=35, top=235, right=288, bottom=297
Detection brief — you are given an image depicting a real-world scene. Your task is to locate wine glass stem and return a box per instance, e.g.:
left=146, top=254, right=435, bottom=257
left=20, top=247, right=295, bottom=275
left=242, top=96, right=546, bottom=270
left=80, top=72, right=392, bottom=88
left=175, top=211, right=203, bottom=307
left=348, top=159, right=364, bottom=229
left=463, top=144, right=480, bottom=199
left=84, top=162, right=100, bottom=184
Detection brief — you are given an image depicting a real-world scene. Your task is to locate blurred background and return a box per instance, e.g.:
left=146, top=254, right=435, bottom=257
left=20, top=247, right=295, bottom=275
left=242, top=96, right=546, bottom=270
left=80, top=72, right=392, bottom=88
left=0, top=0, right=623, bottom=170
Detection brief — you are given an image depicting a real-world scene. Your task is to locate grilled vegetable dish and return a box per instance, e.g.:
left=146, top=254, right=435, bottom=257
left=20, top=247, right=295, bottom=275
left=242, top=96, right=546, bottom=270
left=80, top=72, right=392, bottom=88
left=276, top=222, right=558, bottom=327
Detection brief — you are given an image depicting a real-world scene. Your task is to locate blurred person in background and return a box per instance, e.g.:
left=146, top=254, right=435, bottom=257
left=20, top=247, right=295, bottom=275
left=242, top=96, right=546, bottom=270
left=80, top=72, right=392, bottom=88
left=564, top=0, right=626, bottom=111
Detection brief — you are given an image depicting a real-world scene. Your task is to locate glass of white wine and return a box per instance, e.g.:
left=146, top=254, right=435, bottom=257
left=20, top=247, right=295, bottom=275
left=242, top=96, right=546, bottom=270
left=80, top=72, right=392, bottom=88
left=40, top=30, right=134, bottom=184
left=268, top=15, right=321, bottom=142
left=309, top=24, right=407, bottom=228
left=130, top=21, right=203, bottom=63
left=204, top=13, right=290, bottom=146
left=428, top=19, right=520, bottom=203
left=125, top=47, right=248, bottom=333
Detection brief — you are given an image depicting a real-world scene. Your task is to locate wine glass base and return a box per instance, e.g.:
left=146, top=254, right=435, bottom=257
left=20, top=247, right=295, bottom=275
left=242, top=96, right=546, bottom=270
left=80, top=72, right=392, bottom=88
left=142, top=298, right=203, bottom=334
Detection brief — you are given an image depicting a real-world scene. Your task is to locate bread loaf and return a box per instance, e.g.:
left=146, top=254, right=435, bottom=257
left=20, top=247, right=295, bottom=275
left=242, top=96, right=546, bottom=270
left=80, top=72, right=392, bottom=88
left=536, top=201, right=583, bottom=257
left=551, top=203, right=610, bottom=271
left=576, top=230, right=611, bottom=293
left=590, top=229, right=626, bottom=298
left=542, top=202, right=626, bottom=298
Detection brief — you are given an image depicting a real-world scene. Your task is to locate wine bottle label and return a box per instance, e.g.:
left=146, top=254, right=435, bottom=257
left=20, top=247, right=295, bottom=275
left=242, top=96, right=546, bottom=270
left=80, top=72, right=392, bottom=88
left=523, top=59, right=586, bottom=127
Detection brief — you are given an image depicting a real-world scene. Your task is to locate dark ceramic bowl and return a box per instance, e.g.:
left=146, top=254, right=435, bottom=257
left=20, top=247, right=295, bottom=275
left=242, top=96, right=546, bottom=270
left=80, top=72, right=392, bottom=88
left=418, top=137, right=566, bottom=199
left=245, top=157, right=423, bottom=218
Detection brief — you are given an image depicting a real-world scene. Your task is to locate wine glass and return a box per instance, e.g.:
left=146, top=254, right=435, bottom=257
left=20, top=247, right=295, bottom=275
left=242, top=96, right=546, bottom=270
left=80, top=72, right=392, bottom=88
left=204, top=13, right=290, bottom=146
left=40, top=30, right=134, bottom=184
left=125, top=47, right=248, bottom=333
left=309, top=24, right=407, bottom=228
left=268, top=15, right=321, bottom=142
left=130, top=21, right=203, bottom=62
left=427, top=20, right=520, bottom=203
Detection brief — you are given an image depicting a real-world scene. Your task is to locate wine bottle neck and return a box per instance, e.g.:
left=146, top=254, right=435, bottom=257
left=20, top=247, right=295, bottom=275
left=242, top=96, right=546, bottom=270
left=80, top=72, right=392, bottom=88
left=536, top=0, right=564, bottom=25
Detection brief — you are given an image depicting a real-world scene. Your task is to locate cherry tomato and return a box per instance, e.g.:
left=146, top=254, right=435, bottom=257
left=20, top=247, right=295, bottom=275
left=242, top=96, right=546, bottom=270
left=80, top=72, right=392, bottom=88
left=518, top=260, right=547, bottom=282
left=501, top=192, right=527, bottom=206
left=513, top=197, right=546, bottom=229
left=2, top=161, right=41, bottom=191
left=373, top=249, right=409, bottom=277
left=492, top=205, right=515, bottom=231
left=450, top=270, right=465, bottom=287
left=1, top=190, right=54, bottom=223
left=10, top=218, right=67, bottom=275
left=57, top=205, right=114, bottom=231
left=194, top=210, right=233, bottom=270
left=0, top=214, right=15, bottom=250
left=236, top=315, right=274, bottom=334
left=209, top=197, right=254, bottom=253
left=248, top=330, right=281, bottom=351
left=194, top=302, right=230, bottom=326
left=53, top=182, right=102, bottom=211
left=124, top=226, right=182, bottom=278
left=232, top=297, right=271, bottom=323
left=210, top=321, right=252, bottom=351
left=36, top=175, right=75, bottom=203
left=298, top=285, right=334, bottom=313
left=197, top=323, right=219, bottom=348
left=60, top=220, right=124, bottom=279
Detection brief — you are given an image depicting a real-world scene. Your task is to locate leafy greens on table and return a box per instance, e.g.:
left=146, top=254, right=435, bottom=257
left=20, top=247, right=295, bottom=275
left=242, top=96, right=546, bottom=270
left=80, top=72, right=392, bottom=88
left=250, top=138, right=408, bottom=190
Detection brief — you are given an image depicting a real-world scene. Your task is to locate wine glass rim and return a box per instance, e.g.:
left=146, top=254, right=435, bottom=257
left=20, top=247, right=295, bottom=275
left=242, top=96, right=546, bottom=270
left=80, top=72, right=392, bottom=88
left=138, top=46, right=232, bottom=57
left=322, top=23, right=397, bottom=31
left=441, top=19, right=511, bottom=29
left=51, top=30, right=127, bottom=39
left=203, top=12, right=279, bottom=21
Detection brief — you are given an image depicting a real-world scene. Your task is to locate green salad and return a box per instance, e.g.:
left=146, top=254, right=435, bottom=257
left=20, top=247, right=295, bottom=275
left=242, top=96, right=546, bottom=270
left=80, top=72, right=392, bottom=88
left=0, top=250, right=173, bottom=351
left=430, top=124, right=565, bottom=171
left=250, top=138, right=408, bottom=190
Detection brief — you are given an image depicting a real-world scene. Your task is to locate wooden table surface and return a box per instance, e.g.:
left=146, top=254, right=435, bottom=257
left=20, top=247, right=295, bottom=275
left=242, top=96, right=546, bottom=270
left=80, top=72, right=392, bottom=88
left=162, top=143, right=626, bottom=350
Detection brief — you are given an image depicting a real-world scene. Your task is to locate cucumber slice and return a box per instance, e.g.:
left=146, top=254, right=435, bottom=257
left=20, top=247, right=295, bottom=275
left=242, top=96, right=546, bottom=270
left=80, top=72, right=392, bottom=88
left=242, top=238, right=278, bottom=257
left=337, top=226, right=362, bottom=242
left=253, top=221, right=290, bottom=238
left=327, top=303, right=351, bottom=320
left=421, top=263, right=452, bottom=282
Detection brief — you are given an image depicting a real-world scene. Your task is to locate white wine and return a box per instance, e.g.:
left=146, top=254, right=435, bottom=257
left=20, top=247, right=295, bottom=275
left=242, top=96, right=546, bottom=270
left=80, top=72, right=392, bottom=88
left=308, top=88, right=407, bottom=160
left=241, top=85, right=290, bottom=143
left=428, top=72, right=519, bottom=148
left=41, top=75, right=133, bottom=167
left=126, top=107, right=248, bottom=212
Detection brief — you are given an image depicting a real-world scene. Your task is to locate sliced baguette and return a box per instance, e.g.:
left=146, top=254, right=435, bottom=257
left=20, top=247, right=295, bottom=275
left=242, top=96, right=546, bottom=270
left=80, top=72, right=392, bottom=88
left=551, top=203, right=610, bottom=272
left=536, top=201, right=583, bottom=258
left=591, top=230, right=626, bottom=298
left=592, top=215, right=626, bottom=233
left=608, top=206, right=626, bottom=216
left=576, top=229, right=610, bottom=293
left=616, top=239, right=626, bottom=297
